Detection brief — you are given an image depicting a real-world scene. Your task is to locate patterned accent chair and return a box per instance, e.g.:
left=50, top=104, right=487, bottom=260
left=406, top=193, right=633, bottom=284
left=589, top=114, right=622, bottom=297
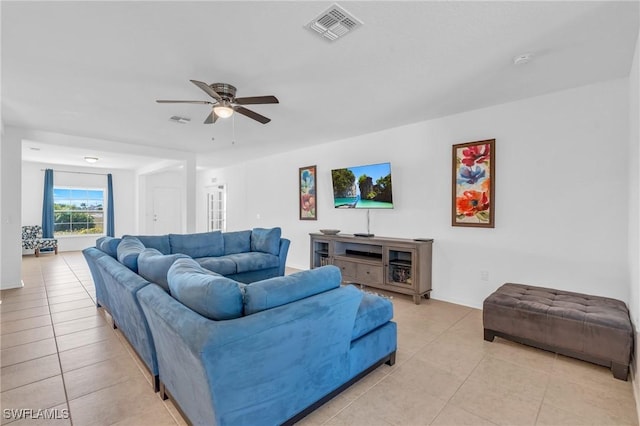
left=22, top=225, right=58, bottom=257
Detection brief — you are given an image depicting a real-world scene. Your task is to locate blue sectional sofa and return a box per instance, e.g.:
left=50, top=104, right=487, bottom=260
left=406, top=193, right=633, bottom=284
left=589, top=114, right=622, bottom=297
left=83, top=228, right=290, bottom=391
left=99, top=227, right=290, bottom=283
left=138, top=259, right=397, bottom=425
left=82, top=228, right=397, bottom=425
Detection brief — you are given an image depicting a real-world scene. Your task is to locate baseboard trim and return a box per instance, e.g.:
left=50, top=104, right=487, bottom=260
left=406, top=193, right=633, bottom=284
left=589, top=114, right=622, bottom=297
left=0, top=280, right=25, bottom=291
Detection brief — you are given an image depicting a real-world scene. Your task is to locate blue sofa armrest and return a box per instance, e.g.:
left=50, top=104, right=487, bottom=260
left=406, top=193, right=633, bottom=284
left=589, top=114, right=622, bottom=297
left=137, top=283, right=362, bottom=426
left=82, top=247, right=110, bottom=310
left=95, top=255, right=158, bottom=378
left=278, top=238, right=290, bottom=276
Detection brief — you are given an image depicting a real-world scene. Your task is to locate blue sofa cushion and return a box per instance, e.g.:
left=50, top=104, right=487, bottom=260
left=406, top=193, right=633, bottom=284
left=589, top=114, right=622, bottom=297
left=168, top=258, right=245, bottom=320
left=250, top=227, right=281, bottom=255
left=244, top=265, right=342, bottom=315
left=169, top=231, right=224, bottom=258
left=223, top=230, right=251, bottom=255
left=226, top=252, right=279, bottom=273
left=138, top=248, right=190, bottom=292
left=126, top=235, right=171, bottom=254
left=351, top=293, right=394, bottom=340
left=117, top=236, right=146, bottom=272
left=196, top=257, right=237, bottom=275
left=97, top=236, right=121, bottom=258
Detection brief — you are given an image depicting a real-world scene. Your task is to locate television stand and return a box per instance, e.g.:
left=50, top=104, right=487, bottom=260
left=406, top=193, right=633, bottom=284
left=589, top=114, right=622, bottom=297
left=356, top=210, right=375, bottom=238
left=309, top=233, right=434, bottom=304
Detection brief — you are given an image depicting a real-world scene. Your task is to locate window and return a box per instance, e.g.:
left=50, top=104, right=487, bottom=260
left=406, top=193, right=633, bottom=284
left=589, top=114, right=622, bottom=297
left=207, top=185, right=226, bottom=232
left=53, top=187, right=105, bottom=236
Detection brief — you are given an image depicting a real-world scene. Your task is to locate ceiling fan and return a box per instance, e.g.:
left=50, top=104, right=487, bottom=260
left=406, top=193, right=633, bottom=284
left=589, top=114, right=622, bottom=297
left=157, top=80, right=279, bottom=124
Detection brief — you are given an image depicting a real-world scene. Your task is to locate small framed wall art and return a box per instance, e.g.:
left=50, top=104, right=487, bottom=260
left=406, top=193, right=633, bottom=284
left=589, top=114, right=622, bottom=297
left=452, top=139, right=495, bottom=228
left=299, top=165, right=317, bottom=220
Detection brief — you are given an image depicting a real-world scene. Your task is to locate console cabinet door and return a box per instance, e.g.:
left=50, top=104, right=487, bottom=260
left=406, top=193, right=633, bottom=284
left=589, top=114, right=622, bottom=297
left=386, top=247, right=416, bottom=289
left=356, top=263, right=384, bottom=285
left=333, top=259, right=357, bottom=281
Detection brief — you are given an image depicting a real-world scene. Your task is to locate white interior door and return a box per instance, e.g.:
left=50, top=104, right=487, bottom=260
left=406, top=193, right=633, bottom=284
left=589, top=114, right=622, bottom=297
left=152, top=187, right=182, bottom=234
left=206, top=185, right=227, bottom=232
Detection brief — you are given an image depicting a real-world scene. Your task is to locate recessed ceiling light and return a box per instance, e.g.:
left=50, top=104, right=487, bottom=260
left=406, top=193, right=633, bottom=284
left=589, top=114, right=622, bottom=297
left=513, top=53, right=533, bottom=66
left=84, top=156, right=99, bottom=163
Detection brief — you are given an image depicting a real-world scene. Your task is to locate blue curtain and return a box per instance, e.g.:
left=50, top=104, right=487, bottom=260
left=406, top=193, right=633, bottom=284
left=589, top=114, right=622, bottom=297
left=107, top=174, right=115, bottom=237
left=42, top=169, right=54, bottom=238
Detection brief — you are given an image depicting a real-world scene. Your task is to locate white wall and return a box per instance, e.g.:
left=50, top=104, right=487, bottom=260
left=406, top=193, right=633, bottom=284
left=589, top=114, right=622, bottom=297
left=1, top=127, right=25, bottom=289
left=627, top=30, right=640, bottom=411
left=0, top=122, right=3, bottom=286
left=630, top=31, right=640, bottom=331
left=199, top=78, right=630, bottom=308
left=21, top=161, right=137, bottom=252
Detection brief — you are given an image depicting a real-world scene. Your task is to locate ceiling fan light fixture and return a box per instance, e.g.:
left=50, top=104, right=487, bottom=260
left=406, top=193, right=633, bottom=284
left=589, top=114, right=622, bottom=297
left=213, top=105, right=234, bottom=118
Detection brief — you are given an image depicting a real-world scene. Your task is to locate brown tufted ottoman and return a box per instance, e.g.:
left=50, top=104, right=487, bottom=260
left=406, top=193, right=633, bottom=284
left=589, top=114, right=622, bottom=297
left=483, top=283, right=633, bottom=380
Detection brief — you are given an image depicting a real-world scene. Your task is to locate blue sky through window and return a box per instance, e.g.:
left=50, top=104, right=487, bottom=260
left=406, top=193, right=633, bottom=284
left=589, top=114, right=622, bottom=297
left=54, top=188, right=104, bottom=210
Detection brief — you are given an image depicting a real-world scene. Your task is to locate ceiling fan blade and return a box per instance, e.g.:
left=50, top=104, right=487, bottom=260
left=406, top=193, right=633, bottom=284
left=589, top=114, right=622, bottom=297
left=190, top=80, right=222, bottom=101
left=204, top=110, right=219, bottom=124
left=234, top=106, right=271, bottom=124
left=234, top=95, right=279, bottom=105
left=156, top=100, right=213, bottom=104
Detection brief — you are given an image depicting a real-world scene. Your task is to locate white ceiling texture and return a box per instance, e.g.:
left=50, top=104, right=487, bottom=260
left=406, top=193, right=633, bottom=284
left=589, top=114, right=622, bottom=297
left=3, top=1, right=639, bottom=169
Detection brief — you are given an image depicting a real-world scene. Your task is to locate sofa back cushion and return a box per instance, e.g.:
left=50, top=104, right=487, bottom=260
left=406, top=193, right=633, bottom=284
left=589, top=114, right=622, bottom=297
left=223, top=230, right=252, bottom=255
left=117, top=236, right=146, bottom=272
left=96, top=236, right=121, bottom=258
left=250, top=227, right=281, bottom=256
left=138, top=248, right=190, bottom=292
left=168, top=258, right=245, bottom=320
left=126, top=235, right=171, bottom=255
left=169, top=231, right=224, bottom=258
left=244, top=265, right=341, bottom=315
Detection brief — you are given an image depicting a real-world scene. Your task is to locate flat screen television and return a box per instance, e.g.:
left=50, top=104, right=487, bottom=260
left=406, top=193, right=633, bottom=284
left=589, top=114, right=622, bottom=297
left=331, top=162, right=394, bottom=209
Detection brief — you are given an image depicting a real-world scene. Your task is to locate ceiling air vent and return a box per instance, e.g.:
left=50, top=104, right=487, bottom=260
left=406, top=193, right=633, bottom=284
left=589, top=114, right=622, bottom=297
left=169, top=116, right=190, bottom=124
left=306, top=3, right=363, bottom=42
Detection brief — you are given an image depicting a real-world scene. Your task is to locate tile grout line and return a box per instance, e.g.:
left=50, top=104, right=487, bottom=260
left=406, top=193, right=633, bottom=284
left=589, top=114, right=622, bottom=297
left=0, top=260, right=59, bottom=426
left=320, top=306, right=473, bottom=425
left=40, top=255, right=77, bottom=426
left=60, top=253, right=181, bottom=425
left=532, top=353, right=556, bottom=426
left=0, top=325, right=54, bottom=351
left=61, top=253, right=98, bottom=306
left=427, top=309, right=495, bottom=426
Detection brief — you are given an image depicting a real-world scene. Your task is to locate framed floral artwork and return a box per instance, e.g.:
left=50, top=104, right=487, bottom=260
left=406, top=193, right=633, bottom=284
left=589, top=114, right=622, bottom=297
left=299, top=165, right=317, bottom=220
left=452, top=139, right=495, bottom=228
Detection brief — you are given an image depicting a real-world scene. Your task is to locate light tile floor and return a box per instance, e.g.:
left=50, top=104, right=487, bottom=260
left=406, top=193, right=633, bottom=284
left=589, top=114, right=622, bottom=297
left=1, top=252, right=637, bottom=425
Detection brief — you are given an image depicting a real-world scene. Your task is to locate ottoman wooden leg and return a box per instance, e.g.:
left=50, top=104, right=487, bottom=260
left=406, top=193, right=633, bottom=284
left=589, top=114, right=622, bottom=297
left=611, top=362, right=629, bottom=381
left=484, top=329, right=495, bottom=342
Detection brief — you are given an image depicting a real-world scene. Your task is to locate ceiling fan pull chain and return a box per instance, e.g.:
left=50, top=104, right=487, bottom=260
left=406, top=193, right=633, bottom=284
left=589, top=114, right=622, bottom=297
left=232, top=114, right=236, bottom=145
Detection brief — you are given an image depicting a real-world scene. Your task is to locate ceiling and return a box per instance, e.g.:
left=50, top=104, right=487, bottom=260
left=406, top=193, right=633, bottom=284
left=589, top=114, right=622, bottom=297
left=20, top=139, right=173, bottom=171
left=3, top=1, right=639, bottom=169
